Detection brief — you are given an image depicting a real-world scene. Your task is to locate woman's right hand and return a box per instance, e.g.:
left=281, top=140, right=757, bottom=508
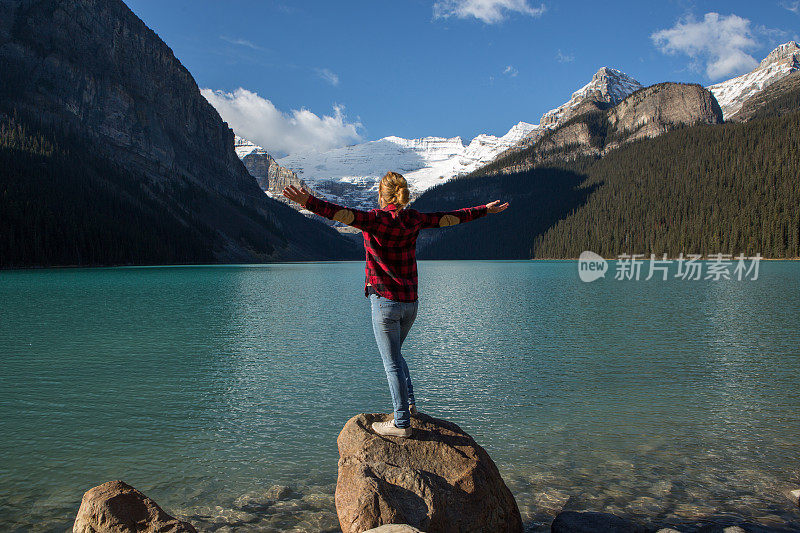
left=282, top=185, right=311, bottom=207
left=486, top=200, right=509, bottom=214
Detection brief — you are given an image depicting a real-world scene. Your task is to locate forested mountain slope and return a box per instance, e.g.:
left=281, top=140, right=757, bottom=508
left=415, top=102, right=799, bottom=259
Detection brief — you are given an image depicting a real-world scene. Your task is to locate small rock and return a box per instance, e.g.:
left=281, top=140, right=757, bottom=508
left=301, top=491, right=335, bottom=507
left=365, top=526, right=426, bottom=533
left=191, top=504, right=259, bottom=524
left=270, top=499, right=304, bottom=512
left=790, top=488, right=800, bottom=506
left=672, top=502, right=715, bottom=519
left=73, top=480, right=197, bottom=533
left=532, top=489, right=571, bottom=511
left=655, top=529, right=682, bottom=533
left=233, top=491, right=271, bottom=512
left=266, top=484, right=297, bottom=500
left=650, top=480, right=673, bottom=497
left=626, top=496, right=663, bottom=515
left=695, top=526, right=746, bottom=533
left=234, top=485, right=299, bottom=512
left=551, top=511, right=647, bottom=533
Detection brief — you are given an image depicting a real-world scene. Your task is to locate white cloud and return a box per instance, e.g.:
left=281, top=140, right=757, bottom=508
left=651, top=12, right=759, bottom=79
left=782, top=1, right=800, bottom=14
left=201, top=88, right=363, bottom=158
left=316, top=68, right=340, bottom=86
left=220, top=35, right=264, bottom=51
left=555, top=49, right=574, bottom=63
left=503, top=65, right=518, bottom=77
left=433, top=0, right=545, bottom=24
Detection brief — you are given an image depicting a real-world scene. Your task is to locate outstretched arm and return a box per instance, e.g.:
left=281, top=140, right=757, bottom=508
left=282, top=185, right=380, bottom=232
left=417, top=200, right=509, bottom=229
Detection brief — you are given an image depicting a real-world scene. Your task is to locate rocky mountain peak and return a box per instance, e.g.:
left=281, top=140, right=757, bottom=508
left=233, top=136, right=307, bottom=199
left=577, top=67, right=643, bottom=103
left=537, top=67, right=643, bottom=130
left=760, top=41, right=800, bottom=69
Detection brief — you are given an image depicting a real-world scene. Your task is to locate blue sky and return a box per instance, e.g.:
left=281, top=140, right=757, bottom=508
left=126, top=0, right=799, bottom=156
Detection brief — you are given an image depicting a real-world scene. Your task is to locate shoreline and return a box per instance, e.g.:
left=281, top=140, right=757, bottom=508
left=57, top=465, right=800, bottom=533
left=2, top=256, right=799, bottom=272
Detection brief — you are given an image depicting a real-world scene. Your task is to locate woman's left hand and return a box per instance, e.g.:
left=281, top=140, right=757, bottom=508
left=486, top=200, right=509, bottom=214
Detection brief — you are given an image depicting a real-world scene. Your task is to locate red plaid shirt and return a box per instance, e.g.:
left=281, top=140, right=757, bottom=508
left=304, top=195, right=488, bottom=302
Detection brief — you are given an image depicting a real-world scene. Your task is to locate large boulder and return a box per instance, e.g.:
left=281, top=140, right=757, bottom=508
left=334, top=412, right=523, bottom=533
left=73, top=480, right=196, bottom=533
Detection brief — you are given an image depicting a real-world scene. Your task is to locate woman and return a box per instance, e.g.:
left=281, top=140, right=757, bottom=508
left=282, top=172, right=508, bottom=438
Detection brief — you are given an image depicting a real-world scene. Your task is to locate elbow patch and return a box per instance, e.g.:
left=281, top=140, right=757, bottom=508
left=439, top=214, right=460, bottom=227
left=333, top=208, right=355, bottom=225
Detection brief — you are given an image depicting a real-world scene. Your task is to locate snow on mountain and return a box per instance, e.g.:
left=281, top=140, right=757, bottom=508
left=234, top=136, right=263, bottom=159
left=233, top=66, right=645, bottom=213
left=275, top=122, right=537, bottom=209
left=708, top=41, right=800, bottom=119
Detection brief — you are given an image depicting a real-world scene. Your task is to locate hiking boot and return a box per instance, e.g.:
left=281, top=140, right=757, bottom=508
left=371, top=419, right=412, bottom=438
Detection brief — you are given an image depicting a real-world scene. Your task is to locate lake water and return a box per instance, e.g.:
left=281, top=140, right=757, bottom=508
left=1, top=261, right=799, bottom=532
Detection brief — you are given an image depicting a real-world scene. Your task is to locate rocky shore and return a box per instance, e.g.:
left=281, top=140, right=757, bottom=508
left=70, top=413, right=800, bottom=533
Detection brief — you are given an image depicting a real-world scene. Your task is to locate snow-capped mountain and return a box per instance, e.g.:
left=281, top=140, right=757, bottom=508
left=708, top=41, right=800, bottom=119
left=234, top=136, right=264, bottom=159
left=503, top=67, right=643, bottom=153
left=275, top=122, right=537, bottom=209
left=539, top=67, right=643, bottom=128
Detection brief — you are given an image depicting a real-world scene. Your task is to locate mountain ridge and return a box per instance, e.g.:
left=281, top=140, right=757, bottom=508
left=470, top=81, right=723, bottom=176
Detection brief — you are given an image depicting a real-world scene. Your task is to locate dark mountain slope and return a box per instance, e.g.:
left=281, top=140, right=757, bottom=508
left=0, top=0, right=359, bottom=267
left=413, top=168, right=598, bottom=260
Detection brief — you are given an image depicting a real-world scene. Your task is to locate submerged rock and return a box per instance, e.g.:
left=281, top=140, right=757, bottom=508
left=365, top=526, right=426, bottom=533
left=334, top=412, right=523, bottom=533
left=551, top=510, right=646, bottom=533
left=73, top=480, right=196, bottom=533
left=266, top=484, right=298, bottom=501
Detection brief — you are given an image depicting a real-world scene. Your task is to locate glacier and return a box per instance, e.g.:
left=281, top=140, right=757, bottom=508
left=275, top=121, right=538, bottom=208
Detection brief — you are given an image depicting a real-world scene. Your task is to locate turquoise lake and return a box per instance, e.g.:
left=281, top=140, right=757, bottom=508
left=1, top=261, right=799, bottom=532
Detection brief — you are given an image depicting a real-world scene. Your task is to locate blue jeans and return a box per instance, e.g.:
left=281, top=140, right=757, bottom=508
left=369, top=293, right=418, bottom=428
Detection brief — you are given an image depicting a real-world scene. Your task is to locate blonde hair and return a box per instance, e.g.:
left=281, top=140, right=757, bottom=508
left=378, top=171, right=410, bottom=208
